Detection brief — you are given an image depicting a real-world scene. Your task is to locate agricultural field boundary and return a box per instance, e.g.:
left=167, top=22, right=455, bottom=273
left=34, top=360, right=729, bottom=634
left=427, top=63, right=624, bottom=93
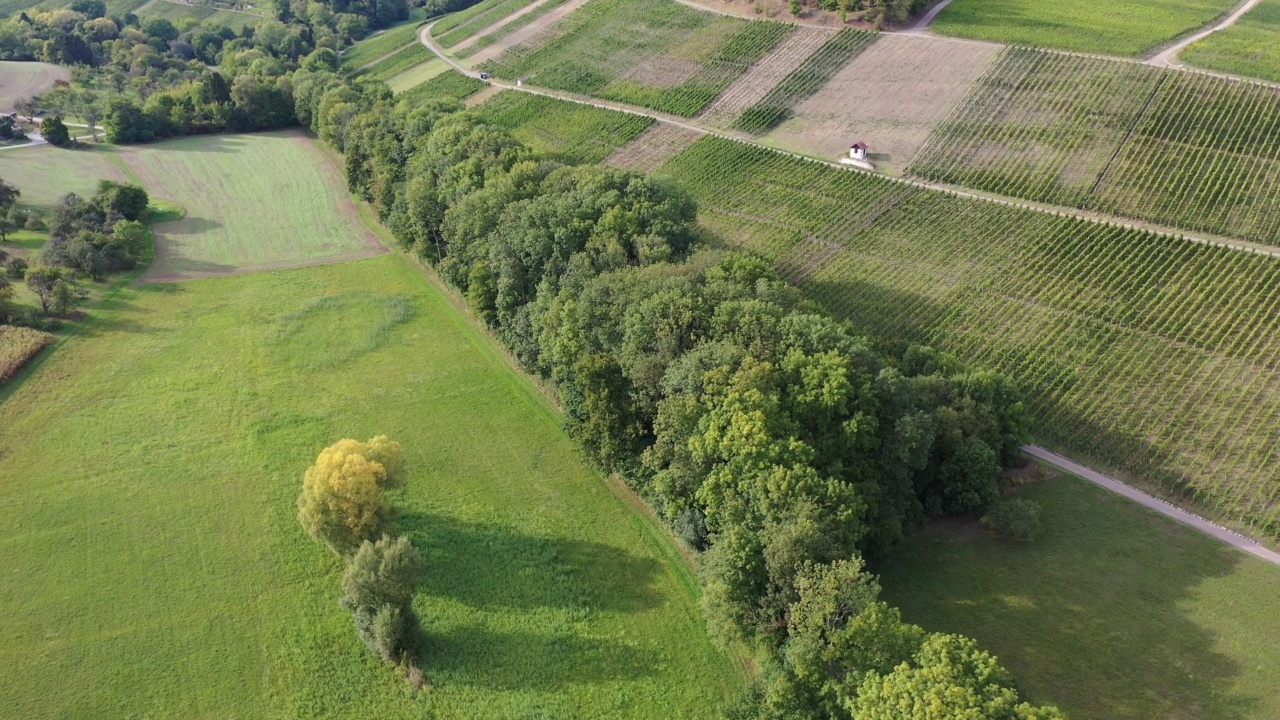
left=1026, top=445, right=1280, bottom=565
left=354, top=40, right=419, bottom=71
left=418, top=21, right=1280, bottom=261
left=416, top=15, right=1280, bottom=554
left=1147, top=0, right=1266, bottom=66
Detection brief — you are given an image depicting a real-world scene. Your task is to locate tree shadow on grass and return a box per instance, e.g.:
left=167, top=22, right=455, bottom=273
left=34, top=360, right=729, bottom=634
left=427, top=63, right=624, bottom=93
left=423, top=625, right=659, bottom=691
left=877, top=471, right=1263, bottom=720
left=398, top=510, right=665, bottom=615
left=158, top=216, right=222, bottom=235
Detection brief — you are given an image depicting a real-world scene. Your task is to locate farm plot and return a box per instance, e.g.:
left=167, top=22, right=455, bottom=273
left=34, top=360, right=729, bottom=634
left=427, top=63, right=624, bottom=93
left=696, top=26, right=835, bottom=129
left=660, top=135, right=1280, bottom=542
left=480, top=0, right=793, bottom=117
left=136, top=0, right=262, bottom=30
left=0, top=144, right=128, bottom=208
left=0, top=326, right=53, bottom=384
left=455, top=0, right=573, bottom=59
left=730, top=28, right=875, bottom=134
left=880, top=468, right=1280, bottom=720
left=909, top=48, right=1165, bottom=207
left=1182, top=0, right=1280, bottom=82
left=357, top=43, right=435, bottom=82
left=912, top=49, right=1280, bottom=244
left=398, top=69, right=488, bottom=104
left=474, top=91, right=654, bottom=164
left=386, top=58, right=448, bottom=93
left=606, top=122, right=704, bottom=172
left=0, top=255, right=746, bottom=717
left=759, top=34, right=999, bottom=175
left=339, top=10, right=428, bottom=72
left=0, top=61, right=70, bottom=114
left=434, top=0, right=543, bottom=48
left=460, top=0, right=593, bottom=66
left=116, top=131, right=382, bottom=281
left=930, top=0, right=1240, bottom=56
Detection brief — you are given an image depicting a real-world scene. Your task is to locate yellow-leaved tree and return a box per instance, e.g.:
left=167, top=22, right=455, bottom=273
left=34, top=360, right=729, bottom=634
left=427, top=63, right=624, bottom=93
left=298, top=436, right=406, bottom=555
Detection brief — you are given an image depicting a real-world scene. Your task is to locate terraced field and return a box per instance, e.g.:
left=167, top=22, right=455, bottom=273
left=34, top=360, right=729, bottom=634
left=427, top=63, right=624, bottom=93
left=911, top=48, right=1280, bottom=245
left=659, top=135, right=1280, bottom=541
left=454, top=0, right=574, bottom=59
left=695, top=26, right=834, bottom=129
left=479, top=0, right=793, bottom=117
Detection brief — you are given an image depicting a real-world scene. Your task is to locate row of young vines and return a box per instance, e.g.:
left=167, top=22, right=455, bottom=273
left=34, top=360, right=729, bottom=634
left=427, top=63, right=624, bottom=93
left=661, top=135, right=1280, bottom=540
left=911, top=47, right=1280, bottom=245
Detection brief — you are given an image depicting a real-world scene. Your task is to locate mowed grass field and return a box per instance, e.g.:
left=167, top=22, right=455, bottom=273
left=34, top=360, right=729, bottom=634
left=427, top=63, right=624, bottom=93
left=1182, top=0, right=1280, bottom=81
left=0, top=60, right=70, bottom=114
left=115, top=131, right=383, bottom=281
left=0, top=253, right=747, bottom=717
left=0, top=144, right=128, bottom=207
left=931, top=0, right=1239, bottom=55
left=878, top=467, right=1280, bottom=720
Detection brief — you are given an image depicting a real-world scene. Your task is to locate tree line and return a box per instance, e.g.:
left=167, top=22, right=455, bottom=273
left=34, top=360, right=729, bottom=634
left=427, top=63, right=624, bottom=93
left=274, top=76, right=1061, bottom=716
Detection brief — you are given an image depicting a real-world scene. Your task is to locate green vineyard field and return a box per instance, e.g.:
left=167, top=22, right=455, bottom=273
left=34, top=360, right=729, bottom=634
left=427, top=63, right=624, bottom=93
left=480, top=0, right=792, bottom=117
left=911, top=48, right=1280, bottom=246
left=475, top=92, right=654, bottom=164
left=661, top=136, right=1280, bottom=540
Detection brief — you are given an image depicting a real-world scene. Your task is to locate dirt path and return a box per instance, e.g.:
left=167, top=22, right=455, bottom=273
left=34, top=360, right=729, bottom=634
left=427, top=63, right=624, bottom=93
left=902, top=0, right=958, bottom=33
left=1146, top=0, right=1265, bottom=66
left=452, top=0, right=552, bottom=52
left=1025, top=446, right=1280, bottom=566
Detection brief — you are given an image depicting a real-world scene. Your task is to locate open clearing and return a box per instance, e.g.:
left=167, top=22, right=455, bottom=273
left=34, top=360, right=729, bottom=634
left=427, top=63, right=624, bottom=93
left=115, top=131, right=383, bottom=282
left=760, top=33, right=1001, bottom=174
left=931, top=0, right=1241, bottom=55
left=879, top=467, right=1280, bottom=719
left=0, top=144, right=128, bottom=208
left=136, top=0, right=262, bottom=30
left=0, top=254, right=745, bottom=717
left=0, top=61, right=70, bottom=114
left=1181, top=0, right=1280, bottom=81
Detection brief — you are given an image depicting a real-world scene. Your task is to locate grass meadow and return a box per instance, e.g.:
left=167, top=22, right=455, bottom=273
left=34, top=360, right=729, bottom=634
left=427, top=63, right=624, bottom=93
left=0, top=60, right=70, bottom=114
left=0, top=253, right=747, bottom=718
left=114, top=131, right=383, bottom=281
left=135, top=0, right=263, bottom=30
left=387, top=57, right=449, bottom=93
left=878, top=467, right=1280, bottom=720
left=0, top=144, right=128, bottom=207
left=1182, top=0, right=1280, bottom=81
left=339, top=8, right=428, bottom=72
left=931, top=0, right=1238, bottom=55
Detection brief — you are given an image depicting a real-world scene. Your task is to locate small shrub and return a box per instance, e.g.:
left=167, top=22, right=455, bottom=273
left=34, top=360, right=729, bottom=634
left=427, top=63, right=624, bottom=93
left=5, top=257, right=25, bottom=279
left=981, top=498, right=1043, bottom=541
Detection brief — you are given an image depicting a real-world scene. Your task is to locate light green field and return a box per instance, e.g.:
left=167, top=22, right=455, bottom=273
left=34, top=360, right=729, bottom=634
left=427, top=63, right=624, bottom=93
left=932, top=0, right=1239, bottom=55
left=1182, top=0, right=1280, bottom=81
left=113, top=131, right=382, bottom=281
left=879, top=467, right=1280, bottom=720
left=0, top=60, right=70, bottom=114
left=474, top=91, right=654, bottom=164
left=339, top=8, right=428, bottom=72
left=386, top=58, right=449, bottom=93
left=0, top=144, right=128, bottom=208
left=358, top=43, right=435, bottom=81
left=136, top=0, right=263, bottom=30
left=0, top=252, right=746, bottom=716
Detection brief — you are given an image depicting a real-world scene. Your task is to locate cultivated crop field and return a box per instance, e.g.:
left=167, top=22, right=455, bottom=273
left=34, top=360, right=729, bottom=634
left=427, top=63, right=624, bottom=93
left=475, top=91, right=654, bottom=164
left=454, top=0, right=573, bottom=58
left=931, top=0, right=1240, bottom=55
left=338, top=10, right=427, bottom=73
left=399, top=69, right=488, bottom=104
left=136, top=0, right=262, bottom=30
left=357, top=43, right=436, bottom=82
left=115, top=131, right=383, bottom=281
left=1182, top=0, right=1280, bottom=82
left=880, top=468, right=1280, bottom=719
left=480, top=0, right=793, bottom=117
left=912, top=48, right=1280, bottom=244
left=386, top=58, right=448, bottom=93
left=0, top=325, right=53, bottom=383
left=0, top=60, right=70, bottom=114
left=0, top=255, right=745, bottom=717
left=0, top=144, right=128, bottom=207
left=757, top=33, right=1000, bottom=174
left=694, top=26, right=834, bottom=129
left=434, top=0, right=543, bottom=47
left=605, top=122, right=704, bottom=172
left=660, top=136, right=1280, bottom=541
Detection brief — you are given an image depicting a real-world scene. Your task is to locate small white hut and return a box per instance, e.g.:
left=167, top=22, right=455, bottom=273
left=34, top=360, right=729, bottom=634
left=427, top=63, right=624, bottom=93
left=849, top=141, right=868, bottom=161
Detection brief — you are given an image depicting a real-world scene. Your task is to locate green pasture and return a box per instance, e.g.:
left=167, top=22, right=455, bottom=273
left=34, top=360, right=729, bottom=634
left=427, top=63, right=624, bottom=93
left=1182, top=0, right=1280, bottom=81
left=113, top=131, right=381, bottom=280
left=0, top=251, right=746, bottom=717
left=387, top=58, right=449, bottom=93
left=135, top=0, right=263, bottom=30
left=0, top=144, right=128, bottom=208
left=358, top=43, right=435, bottom=81
left=879, top=467, right=1280, bottom=719
left=932, top=0, right=1239, bottom=55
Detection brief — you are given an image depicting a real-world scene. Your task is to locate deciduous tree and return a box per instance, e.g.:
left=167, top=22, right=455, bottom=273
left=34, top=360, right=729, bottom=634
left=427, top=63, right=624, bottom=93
left=297, top=436, right=406, bottom=554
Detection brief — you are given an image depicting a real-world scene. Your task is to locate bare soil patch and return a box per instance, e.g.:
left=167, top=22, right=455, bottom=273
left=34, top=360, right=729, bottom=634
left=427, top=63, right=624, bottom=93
left=698, top=26, right=835, bottom=127
left=605, top=123, right=703, bottom=172
left=464, top=0, right=593, bottom=65
left=453, top=0, right=552, bottom=52
left=620, top=56, right=704, bottom=88
left=464, top=84, right=505, bottom=107
left=761, top=33, right=1000, bottom=174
